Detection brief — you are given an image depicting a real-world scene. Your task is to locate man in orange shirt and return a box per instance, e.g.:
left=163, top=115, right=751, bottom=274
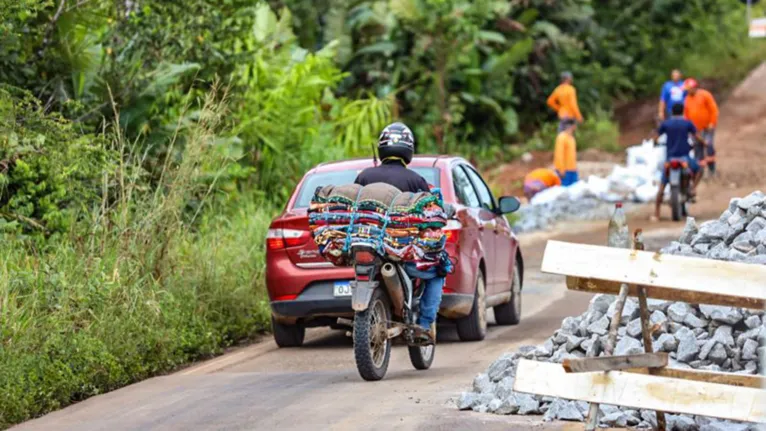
left=547, top=71, right=584, bottom=132
left=683, top=78, right=719, bottom=175
left=523, top=168, right=562, bottom=200
left=554, top=119, right=578, bottom=186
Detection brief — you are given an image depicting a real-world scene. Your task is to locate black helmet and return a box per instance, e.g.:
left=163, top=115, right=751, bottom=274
left=378, top=122, right=415, bottom=164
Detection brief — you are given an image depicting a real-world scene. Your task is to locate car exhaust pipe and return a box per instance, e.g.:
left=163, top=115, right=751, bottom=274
left=381, top=263, right=405, bottom=317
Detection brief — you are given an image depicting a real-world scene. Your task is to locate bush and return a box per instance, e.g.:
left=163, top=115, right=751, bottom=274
left=0, top=87, right=113, bottom=234
left=0, top=93, right=274, bottom=428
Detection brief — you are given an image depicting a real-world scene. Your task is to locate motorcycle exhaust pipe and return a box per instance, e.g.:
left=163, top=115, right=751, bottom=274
left=381, top=263, right=405, bottom=317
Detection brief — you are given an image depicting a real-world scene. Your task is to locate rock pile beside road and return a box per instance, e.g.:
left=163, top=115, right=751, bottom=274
left=514, top=198, right=637, bottom=233
left=457, top=192, right=766, bottom=430
left=662, top=191, right=766, bottom=265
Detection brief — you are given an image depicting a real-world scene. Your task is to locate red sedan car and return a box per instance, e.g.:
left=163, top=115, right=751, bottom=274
left=266, top=156, right=524, bottom=347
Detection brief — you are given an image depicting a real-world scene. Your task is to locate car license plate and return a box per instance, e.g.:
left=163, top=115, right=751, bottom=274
left=333, top=282, right=352, bottom=297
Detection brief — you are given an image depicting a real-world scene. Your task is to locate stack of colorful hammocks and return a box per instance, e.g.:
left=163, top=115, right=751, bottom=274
left=309, top=183, right=451, bottom=272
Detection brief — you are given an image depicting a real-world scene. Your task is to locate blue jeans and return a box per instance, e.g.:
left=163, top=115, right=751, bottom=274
left=661, top=156, right=700, bottom=184
left=404, top=264, right=444, bottom=329
left=558, top=170, right=579, bottom=186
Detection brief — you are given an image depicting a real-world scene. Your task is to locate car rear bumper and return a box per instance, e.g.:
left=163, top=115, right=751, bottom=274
left=271, top=287, right=475, bottom=323
left=270, top=280, right=353, bottom=324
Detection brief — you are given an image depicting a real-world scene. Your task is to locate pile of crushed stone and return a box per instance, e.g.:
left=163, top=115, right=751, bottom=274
left=457, top=192, right=766, bottom=430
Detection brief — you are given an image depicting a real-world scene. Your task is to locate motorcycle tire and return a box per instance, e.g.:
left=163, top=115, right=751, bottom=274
left=670, top=185, right=682, bottom=222
left=408, top=344, right=435, bottom=370
left=353, top=288, right=392, bottom=381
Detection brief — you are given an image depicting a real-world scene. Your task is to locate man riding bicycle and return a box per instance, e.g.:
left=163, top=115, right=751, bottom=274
left=651, top=103, right=705, bottom=222
left=355, top=122, right=444, bottom=344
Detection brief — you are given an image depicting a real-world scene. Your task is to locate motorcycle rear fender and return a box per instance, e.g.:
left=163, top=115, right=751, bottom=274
left=351, top=280, right=378, bottom=312
left=669, top=168, right=682, bottom=186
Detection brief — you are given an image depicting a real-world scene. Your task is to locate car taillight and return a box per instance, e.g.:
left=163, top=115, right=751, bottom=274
left=267, top=229, right=310, bottom=250
left=267, top=229, right=285, bottom=250
left=273, top=294, right=298, bottom=301
left=355, top=250, right=375, bottom=264
left=283, top=229, right=310, bottom=247
left=443, top=220, right=462, bottom=244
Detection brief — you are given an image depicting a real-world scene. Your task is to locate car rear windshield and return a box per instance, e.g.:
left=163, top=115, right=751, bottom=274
left=293, top=167, right=441, bottom=209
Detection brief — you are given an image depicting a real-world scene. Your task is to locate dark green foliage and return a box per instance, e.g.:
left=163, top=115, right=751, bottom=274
left=0, top=86, right=112, bottom=233
left=0, top=0, right=763, bottom=428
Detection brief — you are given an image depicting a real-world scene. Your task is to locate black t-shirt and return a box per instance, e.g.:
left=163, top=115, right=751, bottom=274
left=354, top=161, right=430, bottom=193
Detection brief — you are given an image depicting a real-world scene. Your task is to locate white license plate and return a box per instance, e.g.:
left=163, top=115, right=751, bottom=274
left=333, top=282, right=352, bottom=297
left=669, top=169, right=681, bottom=185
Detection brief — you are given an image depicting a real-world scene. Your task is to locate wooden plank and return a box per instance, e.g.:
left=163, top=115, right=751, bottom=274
left=542, top=241, right=766, bottom=310
left=513, top=359, right=766, bottom=423
left=563, top=353, right=668, bottom=373
left=566, top=277, right=765, bottom=310
left=624, top=367, right=766, bottom=389
left=638, top=285, right=667, bottom=430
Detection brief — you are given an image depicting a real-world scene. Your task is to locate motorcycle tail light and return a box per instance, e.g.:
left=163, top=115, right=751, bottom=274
left=669, top=160, right=682, bottom=169
left=354, top=250, right=375, bottom=264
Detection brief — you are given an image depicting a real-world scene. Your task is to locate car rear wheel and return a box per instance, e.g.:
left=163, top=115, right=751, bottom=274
left=271, top=316, right=306, bottom=348
left=494, top=261, right=522, bottom=326
left=456, top=270, right=487, bottom=342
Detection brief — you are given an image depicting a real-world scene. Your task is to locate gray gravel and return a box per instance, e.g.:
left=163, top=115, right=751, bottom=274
left=457, top=191, right=766, bottom=429
left=513, top=198, right=638, bottom=233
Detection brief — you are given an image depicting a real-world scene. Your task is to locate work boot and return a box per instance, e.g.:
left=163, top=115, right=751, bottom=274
left=412, top=324, right=436, bottom=346
left=428, top=323, right=437, bottom=343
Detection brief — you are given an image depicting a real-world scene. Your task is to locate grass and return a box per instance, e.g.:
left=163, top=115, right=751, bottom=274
left=682, top=34, right=766, bottom=89
left=0, top=92, right=275, bottom=428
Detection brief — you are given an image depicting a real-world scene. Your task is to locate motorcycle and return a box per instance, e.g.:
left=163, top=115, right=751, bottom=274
left=348, top=245, right=436, bottom=381
left=664, top=157, right=693, bottom=222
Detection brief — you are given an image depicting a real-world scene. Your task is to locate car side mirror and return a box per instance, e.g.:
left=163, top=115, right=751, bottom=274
left=497, top=196, right=521, bottom=214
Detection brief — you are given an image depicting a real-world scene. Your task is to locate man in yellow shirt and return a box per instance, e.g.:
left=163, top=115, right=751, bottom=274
left=523, top=168, right=562, bottom=200
left=554, top=119, right=578, bottom=186
left=547, top=71, right=584, bottom=131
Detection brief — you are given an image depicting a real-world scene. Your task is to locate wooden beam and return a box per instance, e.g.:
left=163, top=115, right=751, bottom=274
left=563, top=353, right=669, bottom=373
left=513, top=359, right=766, bottom=423
left=624, top=367, right=766, bottom=389
left=542, top=241, right=766, bottom=310
left=566, top=277, right=765, bottom=310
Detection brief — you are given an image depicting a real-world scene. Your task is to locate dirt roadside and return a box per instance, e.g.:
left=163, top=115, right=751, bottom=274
left=12, top=64, right=766, bottom=431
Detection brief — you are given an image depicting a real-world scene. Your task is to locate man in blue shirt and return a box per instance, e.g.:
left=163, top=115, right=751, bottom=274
left=651, top=103, right=704, bottom=221
left=658, top=69, right=686, bottom=120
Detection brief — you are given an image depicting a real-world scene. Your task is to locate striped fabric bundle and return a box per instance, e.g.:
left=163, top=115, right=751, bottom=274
left=309, top=183, right=451, bottom=272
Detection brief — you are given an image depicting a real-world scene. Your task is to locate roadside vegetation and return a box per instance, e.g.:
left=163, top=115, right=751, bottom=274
left=0, top=0, right=764, bottom=427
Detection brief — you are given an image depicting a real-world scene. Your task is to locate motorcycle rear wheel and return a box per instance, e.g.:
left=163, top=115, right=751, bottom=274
left=353, top=288, right=392, bottom=381
left=670, top=185, right=682, bottom=222
left=408, top=343, right=435, bottom=370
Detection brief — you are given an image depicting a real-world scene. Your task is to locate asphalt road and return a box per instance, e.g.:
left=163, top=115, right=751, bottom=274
left=13, top=217, right=686, bottom=431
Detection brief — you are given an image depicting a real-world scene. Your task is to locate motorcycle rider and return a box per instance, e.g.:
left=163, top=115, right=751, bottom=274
left=650, top=103, right=705, bottom=222
left=355, top=122, right=444, bottom=344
